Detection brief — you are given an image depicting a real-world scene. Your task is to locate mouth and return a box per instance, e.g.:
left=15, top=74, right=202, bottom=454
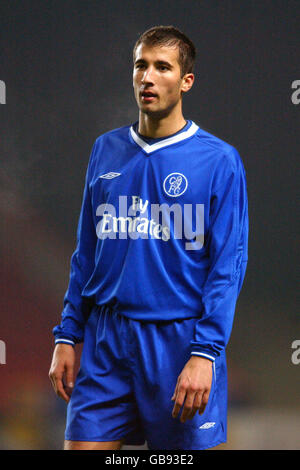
left=140, top=90, right=158, bottom=102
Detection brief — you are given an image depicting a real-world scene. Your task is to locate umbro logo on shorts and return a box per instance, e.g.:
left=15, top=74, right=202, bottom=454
left=99, top=172, right=121, bottom=179
left=199, top=422, right=216, bottom=430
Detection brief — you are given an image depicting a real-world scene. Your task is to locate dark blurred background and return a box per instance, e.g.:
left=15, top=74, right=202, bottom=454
left=0, top=0, right=299, bottom=450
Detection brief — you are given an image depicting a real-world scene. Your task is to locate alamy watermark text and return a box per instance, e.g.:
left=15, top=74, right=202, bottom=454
left=0, top=80, right=6, bottom=104
left=291, top=340, right=300, bottom=365
left=0, top=340, right=6, bottom=364
left=291, top=80, right=300, bottom=105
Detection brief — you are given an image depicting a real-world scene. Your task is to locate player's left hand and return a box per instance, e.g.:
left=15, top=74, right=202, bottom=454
left=171, top=355, right=213, bottom=423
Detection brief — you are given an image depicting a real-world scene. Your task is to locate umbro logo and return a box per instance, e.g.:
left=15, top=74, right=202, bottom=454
left=99, top=172, right=121, bottom=179
left=199, top=422, right=216, bottom=430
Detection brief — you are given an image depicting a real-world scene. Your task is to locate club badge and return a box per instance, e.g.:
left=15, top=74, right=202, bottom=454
left=163, top=172, right=188, bottom=197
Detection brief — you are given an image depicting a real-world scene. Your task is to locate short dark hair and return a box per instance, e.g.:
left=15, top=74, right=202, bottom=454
left=133, top=25, right=196, bottom=77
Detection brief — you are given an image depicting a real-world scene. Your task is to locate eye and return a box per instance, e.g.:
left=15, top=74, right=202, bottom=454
left=135, top=63, right=146, bottom=70
left=158, top=65, right=168, bottom=71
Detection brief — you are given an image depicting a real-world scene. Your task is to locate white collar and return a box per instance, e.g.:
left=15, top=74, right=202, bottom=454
left=129, top=121, right=199, bottom=154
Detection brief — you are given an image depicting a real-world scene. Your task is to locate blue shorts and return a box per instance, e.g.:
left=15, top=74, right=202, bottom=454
left=65, top=305, right=227, bottom=450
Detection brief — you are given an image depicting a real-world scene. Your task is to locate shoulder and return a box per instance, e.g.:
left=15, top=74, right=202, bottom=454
left=194, top=124, right=244, bottom=172
left=93, top=124, right=131, bottom=148
left=86, top=125, right=132, bottom=174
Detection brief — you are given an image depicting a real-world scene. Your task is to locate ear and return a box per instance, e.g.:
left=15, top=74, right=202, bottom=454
left=181, top=73, right=194, bottom=93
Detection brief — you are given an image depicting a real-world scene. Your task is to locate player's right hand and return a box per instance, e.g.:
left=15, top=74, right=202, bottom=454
left=49, top=343, right=75, bottom=403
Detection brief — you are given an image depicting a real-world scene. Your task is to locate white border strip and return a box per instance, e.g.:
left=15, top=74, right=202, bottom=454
left=55, top=338, right=75, bottom=346
left=130, top=121, right=199, bottom=154
left=191, top=351, right=215, bottom=362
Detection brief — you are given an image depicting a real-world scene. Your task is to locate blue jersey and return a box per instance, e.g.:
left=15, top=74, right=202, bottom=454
left=53, top=120, right=248, bottom=362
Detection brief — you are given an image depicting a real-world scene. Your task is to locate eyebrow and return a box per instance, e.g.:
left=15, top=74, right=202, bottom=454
left=134, top=59, right=173, bottom=68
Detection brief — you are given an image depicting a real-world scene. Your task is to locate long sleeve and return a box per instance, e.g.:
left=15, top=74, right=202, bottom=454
left=52, top=143, right=97, bottom=346
left=190, top=148, right=248, bottom=362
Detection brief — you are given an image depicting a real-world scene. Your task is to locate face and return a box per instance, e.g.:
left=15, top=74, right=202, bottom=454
left=133, top=43, right=193, bottom=118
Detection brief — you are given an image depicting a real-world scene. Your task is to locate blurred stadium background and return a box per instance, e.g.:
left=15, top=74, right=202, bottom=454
left=0, top=1, right=299, bottom=450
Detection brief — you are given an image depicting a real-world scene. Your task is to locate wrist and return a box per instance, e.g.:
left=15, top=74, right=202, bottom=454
left=55, top=342, right=75, bottom=350
left=189, top=355, right=212, bottom=365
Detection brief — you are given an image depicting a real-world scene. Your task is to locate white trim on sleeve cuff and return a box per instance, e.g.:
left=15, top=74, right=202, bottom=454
left=55, top=338, right=75, bottom=346
left=191, top=351, right=215, bottom=362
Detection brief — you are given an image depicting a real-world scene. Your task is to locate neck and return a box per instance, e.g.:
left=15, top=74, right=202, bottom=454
left=138, top=106, right=187, bottom=139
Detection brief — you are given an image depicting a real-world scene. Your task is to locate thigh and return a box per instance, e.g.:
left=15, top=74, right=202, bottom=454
left=64, top=439, right=124, bottom=450
left=131, top=318, right=227, bottom=450
left=65, top=306, right=145, bottom=446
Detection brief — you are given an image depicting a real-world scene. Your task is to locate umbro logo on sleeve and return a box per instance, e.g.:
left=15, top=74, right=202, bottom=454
left=99, top=172, right=121, bottom=179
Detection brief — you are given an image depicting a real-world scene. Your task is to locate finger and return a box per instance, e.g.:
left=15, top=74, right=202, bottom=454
left=50, top=368, right=70, bottom=403
left=198, top=389, right=210, bottom=415
left=65, top=366, right=74, bottom=397
left=49, top=371, right=58, bottom=394
left=179, top=391, right=197, bottom=423
left=172, top=385, right=187, bottom=419
left=188, top=391, right=204, bottom=420
left=171, top=379, right=179, bottom=401
left=56, top=377, right=71, bottom=403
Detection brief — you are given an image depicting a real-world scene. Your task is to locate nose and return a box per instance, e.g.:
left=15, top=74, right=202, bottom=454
left=141, top=66, right=155, bottom=84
